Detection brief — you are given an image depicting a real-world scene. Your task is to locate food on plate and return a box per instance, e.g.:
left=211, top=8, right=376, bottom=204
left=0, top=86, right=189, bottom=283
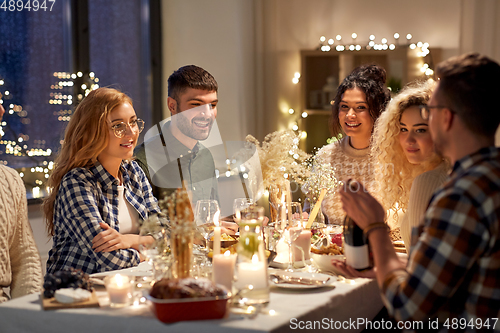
left=390, top=227, right=402, bottom=242
left=207, top=243, right=271, bottom=259
left=43, top=267, right=93, bottom=299
left=210, top=233, right=236, bottom=242
left=150, top=277, right=226, bottom=299
left=54, top=288, right=92, bottom=304
left=311, top=243, right=344, bottom=255
left=393, top=240, right=406, bottom=253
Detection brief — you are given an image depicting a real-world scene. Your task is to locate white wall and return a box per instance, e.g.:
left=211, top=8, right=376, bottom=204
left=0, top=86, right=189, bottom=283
left=161, top=0, right=500, bottom=142
left=161, top=0, right=257, bottom=142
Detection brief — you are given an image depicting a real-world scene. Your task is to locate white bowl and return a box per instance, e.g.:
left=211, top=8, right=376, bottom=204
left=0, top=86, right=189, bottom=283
left=311, top=253, right=345, bottom=275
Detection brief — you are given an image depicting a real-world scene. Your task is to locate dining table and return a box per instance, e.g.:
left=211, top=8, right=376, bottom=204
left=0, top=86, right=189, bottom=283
left=0, top=261, right=384, bottom=333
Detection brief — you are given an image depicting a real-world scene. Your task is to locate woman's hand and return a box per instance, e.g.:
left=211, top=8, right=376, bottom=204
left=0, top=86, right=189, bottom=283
left=92, top=222, right=134, bottom=252
left=331, top=258, right=376, bottom=279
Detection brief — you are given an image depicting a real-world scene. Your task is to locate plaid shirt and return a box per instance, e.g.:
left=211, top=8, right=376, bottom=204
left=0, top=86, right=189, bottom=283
left=383, top=147, right=500, bottom=330
left=46, top=160, right=162, bottom=275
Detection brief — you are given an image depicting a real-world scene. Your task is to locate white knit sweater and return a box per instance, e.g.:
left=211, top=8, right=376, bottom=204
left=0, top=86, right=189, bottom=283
left=0, top=165, right=43, bottom=303
left=399, top=163, right=449, bottom=254
left=310, top=137, right=375, bottom=224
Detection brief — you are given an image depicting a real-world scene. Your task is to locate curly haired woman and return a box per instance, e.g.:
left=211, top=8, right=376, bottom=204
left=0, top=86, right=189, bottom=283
left=372, top=80, right=449, bottom=254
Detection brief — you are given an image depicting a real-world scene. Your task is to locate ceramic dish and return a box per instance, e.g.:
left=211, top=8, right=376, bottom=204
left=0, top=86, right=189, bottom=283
left=310, top=253, right=345, bottom=275
left=147, top=292, right=230, bottom=323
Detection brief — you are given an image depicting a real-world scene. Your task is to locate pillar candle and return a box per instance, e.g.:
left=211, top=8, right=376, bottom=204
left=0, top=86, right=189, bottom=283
left=213, top=251, right=237, bottom=291
left=292, top=229, right=312, bottom=262
left=235, top=256, right=267, bottom=290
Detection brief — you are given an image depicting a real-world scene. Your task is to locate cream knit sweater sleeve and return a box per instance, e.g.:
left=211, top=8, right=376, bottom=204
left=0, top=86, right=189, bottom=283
left=0, top=165, right=43, bottom=303
left=400, top=164, right=449, bottom=254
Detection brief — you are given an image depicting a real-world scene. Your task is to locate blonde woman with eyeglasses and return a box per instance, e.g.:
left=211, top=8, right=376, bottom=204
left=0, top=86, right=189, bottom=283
left=43, top=87, right=163, bottom=275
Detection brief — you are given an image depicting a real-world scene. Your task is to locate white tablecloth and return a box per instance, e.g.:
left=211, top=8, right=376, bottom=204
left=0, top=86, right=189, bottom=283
left=0, top=273, right=382, bottom=333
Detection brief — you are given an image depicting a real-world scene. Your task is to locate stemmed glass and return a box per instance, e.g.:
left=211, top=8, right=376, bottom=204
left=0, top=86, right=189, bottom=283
left=194, top=200, right=221, bottom=253
left=278, top=202, right=303, bottom=272
left=139, top=215, right=167, bottom=264
left=233, top=198, right=255, bottom=224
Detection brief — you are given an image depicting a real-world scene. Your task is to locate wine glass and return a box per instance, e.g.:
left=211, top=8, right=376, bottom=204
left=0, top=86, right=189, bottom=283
left=194, top=200, right=221, bottom=253
left=139, top=216, right=167, bottom=265
left=283, top=202, right=303, bottom=272
left=233, top=198, right=255, bottom=224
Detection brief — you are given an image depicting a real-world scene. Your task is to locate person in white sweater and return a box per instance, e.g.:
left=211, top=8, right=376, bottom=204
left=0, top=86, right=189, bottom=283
left=304, top=64, right=391, bottom=224
left=371, top=80, right=449, bottom=254
left=0, top=95, right=43, bottom=303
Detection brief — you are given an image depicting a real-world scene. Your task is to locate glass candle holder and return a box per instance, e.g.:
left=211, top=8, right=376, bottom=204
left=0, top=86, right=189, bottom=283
left=233, top=206, right=269, bottom=309
left=104, top=274, right=133, bottom=308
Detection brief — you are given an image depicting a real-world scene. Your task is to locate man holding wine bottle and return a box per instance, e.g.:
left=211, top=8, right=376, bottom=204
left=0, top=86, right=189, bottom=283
left=339, top=53, right=500, bottom=329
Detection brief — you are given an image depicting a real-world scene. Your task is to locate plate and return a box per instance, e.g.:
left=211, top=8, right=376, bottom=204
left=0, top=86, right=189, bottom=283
left=90, top=261, right=152, bottom=279
left=269, top=271, right=334, bottom=289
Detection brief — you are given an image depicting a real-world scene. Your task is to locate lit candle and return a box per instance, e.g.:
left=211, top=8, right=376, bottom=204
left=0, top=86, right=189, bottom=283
left=235, top=255, right=267, bottom=290
left=274, top=233, right=290, bottom=264
left=104, top=274, right=132, bottom=307
left=213, top=211, right=221, bottom=256
left=292, top=229, right=312, bottom=263
left=213, top=250, right=237, bottom=291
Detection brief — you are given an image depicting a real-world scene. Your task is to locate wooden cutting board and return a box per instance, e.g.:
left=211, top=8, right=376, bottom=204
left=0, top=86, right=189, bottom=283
left=41, top=290, right=100, bottom=310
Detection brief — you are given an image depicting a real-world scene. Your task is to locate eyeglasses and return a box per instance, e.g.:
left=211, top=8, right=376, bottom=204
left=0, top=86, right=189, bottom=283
left=419, top=105, right=451, bottom=120
left=110, top=119, right=144, bottom=138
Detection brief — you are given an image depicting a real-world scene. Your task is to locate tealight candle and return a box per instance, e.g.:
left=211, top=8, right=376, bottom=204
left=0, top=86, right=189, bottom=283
left=104, top=274, right=132, bottom=308
left=213, top=250, right=237, bottom=291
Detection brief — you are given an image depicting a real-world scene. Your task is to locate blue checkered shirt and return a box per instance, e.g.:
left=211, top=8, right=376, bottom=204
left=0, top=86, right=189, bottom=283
left=46, top=160, right=162, bottom=275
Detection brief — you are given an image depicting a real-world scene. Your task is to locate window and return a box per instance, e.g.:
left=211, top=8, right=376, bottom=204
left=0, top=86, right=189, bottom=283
left=0, top=0, right=160, bottom=200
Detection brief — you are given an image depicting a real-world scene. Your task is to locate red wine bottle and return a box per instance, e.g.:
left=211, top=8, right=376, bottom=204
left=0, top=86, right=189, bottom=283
left=343, top=215, right=372, bottom=271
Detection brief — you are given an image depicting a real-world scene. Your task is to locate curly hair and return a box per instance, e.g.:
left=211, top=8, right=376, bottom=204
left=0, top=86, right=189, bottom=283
left=331, top=64, right=392, bottom=138
left=42, top=87, right=133, bottom=235
left=371, top=80, right=444, bottom=213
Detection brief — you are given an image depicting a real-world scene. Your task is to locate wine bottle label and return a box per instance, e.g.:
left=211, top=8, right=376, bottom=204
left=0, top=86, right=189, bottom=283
left=344, top=243, right=370, bottom=270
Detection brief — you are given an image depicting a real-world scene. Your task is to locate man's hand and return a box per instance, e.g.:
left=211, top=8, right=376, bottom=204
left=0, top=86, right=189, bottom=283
left=221, top=221, right=238, bottom=235
left=339, top=179, right=385, bottom=230
left=92, top=222, right=133, bottom=252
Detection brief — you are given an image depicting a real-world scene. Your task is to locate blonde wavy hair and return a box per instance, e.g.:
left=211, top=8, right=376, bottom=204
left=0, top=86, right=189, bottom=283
left=372, top=80, right=444, bottom=213
left=43, top=87, right=133, bottom=235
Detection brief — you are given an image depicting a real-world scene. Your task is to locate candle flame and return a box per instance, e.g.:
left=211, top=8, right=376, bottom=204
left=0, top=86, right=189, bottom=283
left=114, top=274, right=124, bottom=287
left=213, top=210, right=221, bottom=226
left=224, top=250, right=231, bottom=256
left=251, top=254, right=259, bottom=263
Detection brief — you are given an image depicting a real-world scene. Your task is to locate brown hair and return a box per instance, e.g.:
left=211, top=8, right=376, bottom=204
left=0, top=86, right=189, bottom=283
left=167, top=65, right=218, bottom=103
left=435, top=53, right=500, bottom=136
left=331, top=64, right=391, bottom=138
